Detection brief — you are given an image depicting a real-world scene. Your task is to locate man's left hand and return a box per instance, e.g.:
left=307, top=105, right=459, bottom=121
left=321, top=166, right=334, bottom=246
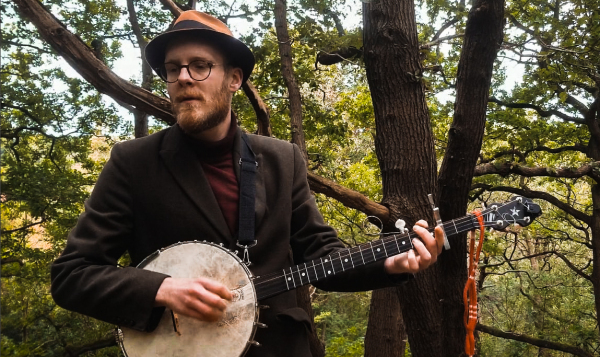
left=383, top=220, right=445, bottom=275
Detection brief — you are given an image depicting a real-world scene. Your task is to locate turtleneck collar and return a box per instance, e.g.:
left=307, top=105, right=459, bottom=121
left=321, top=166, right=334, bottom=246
left=183, top=112, right=238, bottom=162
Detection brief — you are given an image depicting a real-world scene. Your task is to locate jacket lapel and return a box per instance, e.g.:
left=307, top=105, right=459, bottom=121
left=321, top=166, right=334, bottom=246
left=159, top=125, right=231, bottom=243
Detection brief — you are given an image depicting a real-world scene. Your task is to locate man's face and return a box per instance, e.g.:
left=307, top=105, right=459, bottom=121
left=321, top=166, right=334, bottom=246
left=165, top=39, right=240, bottom=138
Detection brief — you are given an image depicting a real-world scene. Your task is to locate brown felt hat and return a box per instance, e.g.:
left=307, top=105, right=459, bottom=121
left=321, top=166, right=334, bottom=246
left=145, top=11, right=255, bottom=83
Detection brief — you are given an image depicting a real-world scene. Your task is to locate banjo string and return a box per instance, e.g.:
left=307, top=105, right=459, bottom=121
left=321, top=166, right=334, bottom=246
left=252, top=216, right=497, bottom=290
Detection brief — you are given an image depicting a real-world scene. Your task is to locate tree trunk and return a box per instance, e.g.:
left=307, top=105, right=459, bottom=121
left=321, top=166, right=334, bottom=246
left=363, top=0, right=505, bottom=355
left=127, top=0, right=151, bottom=138
left=589, top=183, right=600, bottom=337
left=364, top=288, right=406, bottom=357
left=585, top=99, right=600, bottom=331
left=362, top=0, right=440, bottom=355
left=273, top=2, right=323, bottom=356
left=274, top=0, right=307, bottom=160
left=435, top=0, right=505, bottom=355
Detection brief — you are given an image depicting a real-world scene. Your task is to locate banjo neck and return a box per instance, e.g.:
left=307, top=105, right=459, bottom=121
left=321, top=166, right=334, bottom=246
left=253, top=214, right=478, bottom=300
left=253, top=195, right=541, bottom=301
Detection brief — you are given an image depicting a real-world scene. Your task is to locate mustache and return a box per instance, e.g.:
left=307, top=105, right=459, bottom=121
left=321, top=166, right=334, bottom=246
left=174, top=92, right=205, bottom=103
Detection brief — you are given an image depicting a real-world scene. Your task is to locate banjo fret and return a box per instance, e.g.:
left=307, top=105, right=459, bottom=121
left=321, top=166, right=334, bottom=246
left=283, top=269, right=290, bottom=290
left=329, top=255, right=335, bottom=275
left=304, top=263, right=310, bottom=283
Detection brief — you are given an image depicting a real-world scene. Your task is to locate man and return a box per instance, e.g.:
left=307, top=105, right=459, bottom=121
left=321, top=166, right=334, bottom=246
left=51, top=11, right=444, bottom=357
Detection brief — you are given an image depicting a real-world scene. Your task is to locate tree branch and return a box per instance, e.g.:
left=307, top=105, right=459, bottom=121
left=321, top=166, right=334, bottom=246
left=158, top=0, right=183, bottom=17
left=1, top=39, right=53, bottom=54
left=432, top=18, right=459, bottom=41
left=471, top=184, right=592, bottom=225
left=126, top=0, right=148, bottom=49
left=476, top=323, right=595, bottom=357
left=242, top=81, right=271, bottom=136
left=474, top=161, right=600, bottom=182
left=1, top=219, right=46, bottom=234
left=2, top=102, right=46, bottom=126
left=1, top=257, right=24, bottom=266
left=525, top=144, right=587, bottom=155
left=554, top=85, right=590, bottom=116
left=508, top=15, right=589, bottom=56
left=323, top=9, right=345, bottom=37
left=553, top=251, right=592, bottom=281
left=307, top=171, right=389, bottom=222
left=489, top=97, right=584, bottom=124
left=13, top=0, right=176, bottom=125
left=315, top=47, right=362, bottom=67
left=420, top=34, right=464, bottom=49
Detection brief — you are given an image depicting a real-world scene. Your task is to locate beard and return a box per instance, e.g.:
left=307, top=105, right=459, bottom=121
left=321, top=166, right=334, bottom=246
left=173, top=80, right=231, bottom=137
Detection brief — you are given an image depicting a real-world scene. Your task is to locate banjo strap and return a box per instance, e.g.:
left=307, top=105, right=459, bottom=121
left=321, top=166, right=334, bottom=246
left=237, top=132, right=257, bottom=265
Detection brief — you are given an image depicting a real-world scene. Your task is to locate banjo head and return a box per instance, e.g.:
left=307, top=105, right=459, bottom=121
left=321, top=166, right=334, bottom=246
left=119, top=241, right=258, bottom=357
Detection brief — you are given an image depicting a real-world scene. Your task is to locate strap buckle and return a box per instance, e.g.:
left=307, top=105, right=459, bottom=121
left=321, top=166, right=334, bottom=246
left=239, top=158, right=258, bottom=167
left=236, top=241, right=257, bottom=266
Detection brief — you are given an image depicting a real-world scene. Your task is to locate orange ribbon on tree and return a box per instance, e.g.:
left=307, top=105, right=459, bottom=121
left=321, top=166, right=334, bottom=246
left=463, top=210, right=485, bottom=357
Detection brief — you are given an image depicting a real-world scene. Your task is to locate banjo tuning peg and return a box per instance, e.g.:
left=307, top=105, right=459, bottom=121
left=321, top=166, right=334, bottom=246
left=250, top=340, right=261, bottom=347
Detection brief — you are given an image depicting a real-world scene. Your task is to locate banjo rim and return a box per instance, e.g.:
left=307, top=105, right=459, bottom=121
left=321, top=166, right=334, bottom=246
left=116, top=241, right=259, bottom=357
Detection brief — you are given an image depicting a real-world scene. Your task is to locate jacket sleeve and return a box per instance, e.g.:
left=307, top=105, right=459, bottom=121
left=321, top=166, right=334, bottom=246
left=51, top=143, right=169, bottom=332
left=287, top=144, right=411, bottom=292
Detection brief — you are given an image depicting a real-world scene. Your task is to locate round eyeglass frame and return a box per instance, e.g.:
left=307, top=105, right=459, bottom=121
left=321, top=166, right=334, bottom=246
left=158, top=60, right=217, bottom=83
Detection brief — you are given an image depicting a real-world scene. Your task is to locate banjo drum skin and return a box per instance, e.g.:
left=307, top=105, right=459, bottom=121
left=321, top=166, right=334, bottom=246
left=117, top=241, right=259, bottom=357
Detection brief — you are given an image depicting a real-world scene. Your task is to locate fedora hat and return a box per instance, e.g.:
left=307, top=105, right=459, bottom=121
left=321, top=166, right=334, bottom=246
left=145, top=11, right=255, bottom=83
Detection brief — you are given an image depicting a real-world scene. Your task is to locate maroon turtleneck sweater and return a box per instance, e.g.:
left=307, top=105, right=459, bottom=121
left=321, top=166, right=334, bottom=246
left=185, top=118, right=239, bottom=236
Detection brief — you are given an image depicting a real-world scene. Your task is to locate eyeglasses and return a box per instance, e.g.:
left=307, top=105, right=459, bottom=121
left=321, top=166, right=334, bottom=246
left=159, top=60, right=217, bottom=83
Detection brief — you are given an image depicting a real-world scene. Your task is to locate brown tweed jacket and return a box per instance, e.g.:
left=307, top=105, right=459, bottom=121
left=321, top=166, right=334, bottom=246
left=51, top=123, right=405, bottom=357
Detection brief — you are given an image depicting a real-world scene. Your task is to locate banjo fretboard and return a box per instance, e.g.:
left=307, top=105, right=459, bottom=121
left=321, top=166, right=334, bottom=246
left=253, top=214, right=480, bottom=300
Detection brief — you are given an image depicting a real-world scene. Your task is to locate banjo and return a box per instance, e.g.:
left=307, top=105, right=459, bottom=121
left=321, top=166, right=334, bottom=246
left=115, top=196, right=541, bottom=357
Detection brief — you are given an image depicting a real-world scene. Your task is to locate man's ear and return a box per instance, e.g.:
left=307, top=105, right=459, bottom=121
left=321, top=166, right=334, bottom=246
left=229, top=67, right=243, bottom=92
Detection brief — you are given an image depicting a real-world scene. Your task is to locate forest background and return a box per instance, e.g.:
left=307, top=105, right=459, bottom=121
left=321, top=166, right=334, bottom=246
left=1, top=0, right=599, bottom=356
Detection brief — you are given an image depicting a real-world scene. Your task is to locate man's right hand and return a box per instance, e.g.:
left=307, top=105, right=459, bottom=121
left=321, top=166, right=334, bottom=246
left=154, top=277, right=233, bottom=322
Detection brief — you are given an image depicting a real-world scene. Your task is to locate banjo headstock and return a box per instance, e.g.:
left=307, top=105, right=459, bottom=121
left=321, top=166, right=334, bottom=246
left=481, top=196, right=542, bottom=231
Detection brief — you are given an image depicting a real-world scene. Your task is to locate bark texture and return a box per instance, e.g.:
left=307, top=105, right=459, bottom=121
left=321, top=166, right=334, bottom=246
left=362, top=0, right=440, bottom=355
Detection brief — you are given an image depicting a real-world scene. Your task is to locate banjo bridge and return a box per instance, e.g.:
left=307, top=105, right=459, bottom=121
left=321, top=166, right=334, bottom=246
left=230, top=282, right=248, bottom=302
left=231, top=288, right=244, bottom=302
